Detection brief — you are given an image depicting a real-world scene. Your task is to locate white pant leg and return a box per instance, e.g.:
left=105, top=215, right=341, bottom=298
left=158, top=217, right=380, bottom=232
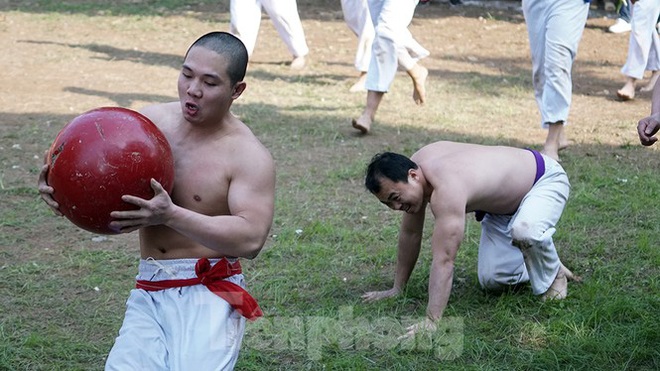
left=403, top=33, right=430, bottom=62
left=230, top=0, right=263, bottom=56
left=106, top=259, right=247, bottom=371
left=621, top=0, right=660, bottom=79
left=478, top=214, right=530, bottom=291
left=342, top=0, right=374, bottom=72
left=522, top=0, right=588, bottom=128
left=510, top=156, right=570, bottom=295
left=261, top=0, right=309, bottom=58
left=365, top=0, right=420, bottom=92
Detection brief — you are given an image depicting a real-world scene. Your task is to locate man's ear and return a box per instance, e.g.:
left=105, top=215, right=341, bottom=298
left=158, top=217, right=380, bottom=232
left=232, top=81, right=247, bottom=99
left=408, top=168, right=419, bottom=182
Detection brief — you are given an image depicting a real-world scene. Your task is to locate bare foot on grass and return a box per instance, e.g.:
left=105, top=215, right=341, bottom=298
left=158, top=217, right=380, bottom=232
left=352, top=114, right=371, bottom=134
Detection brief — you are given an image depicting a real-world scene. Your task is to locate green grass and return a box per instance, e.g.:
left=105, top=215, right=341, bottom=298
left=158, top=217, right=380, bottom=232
left=1, top=1, right=659, bottom=370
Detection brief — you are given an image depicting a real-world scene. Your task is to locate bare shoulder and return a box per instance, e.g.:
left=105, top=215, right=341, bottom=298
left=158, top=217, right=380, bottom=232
left=231, top=121, right=273, bottom=163
left=138, top=102, right=180, bottom=130
left=224, top=121, right=275, bottom=180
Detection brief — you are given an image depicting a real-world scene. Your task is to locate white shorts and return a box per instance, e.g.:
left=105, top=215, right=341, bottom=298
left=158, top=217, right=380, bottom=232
left=105, top=258, right=246, bottom=371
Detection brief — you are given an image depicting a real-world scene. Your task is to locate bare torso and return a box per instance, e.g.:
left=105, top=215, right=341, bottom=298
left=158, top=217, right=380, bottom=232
left=137, top=102, right=272, bottom=259
left=412, top=141, right=538, bottom=215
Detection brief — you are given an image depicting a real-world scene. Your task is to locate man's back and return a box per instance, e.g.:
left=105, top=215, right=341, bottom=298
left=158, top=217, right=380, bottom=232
left=413, top=141, right=540, bottom=216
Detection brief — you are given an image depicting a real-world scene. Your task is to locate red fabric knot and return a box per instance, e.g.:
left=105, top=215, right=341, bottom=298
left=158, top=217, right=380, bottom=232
left=136, top=257, right=263, bottom=321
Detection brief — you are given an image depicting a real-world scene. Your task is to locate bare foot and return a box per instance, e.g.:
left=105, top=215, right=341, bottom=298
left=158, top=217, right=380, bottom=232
left=290, top=56, right=306, bottom=70
left=352, top=114, right=371, bottom=134
left=409, top=65, right=428, bottom=105
left=617, top=79, right=636, bottom=101
left=349, top=72, right=367, bottom=93
left=640, top=71, right=660, bottom=92
left=542, top=263, right=581, bottom=301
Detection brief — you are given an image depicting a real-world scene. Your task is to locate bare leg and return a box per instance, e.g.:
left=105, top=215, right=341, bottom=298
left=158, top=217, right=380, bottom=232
left=617, top=76, right=636, bottom=101
left=542, top=121, right=564, bottom=161
left=290, top=55, right=306, bottom=70
left=349, top=71, right=368, bottom=93
left=558, top=126, right=571, bottom=151
left=640, top=70, right=660, bottom=92
left=407, top=64, right=428, bottom=105
left=542, top=263, right=581, bottom=301
left=352, top=90, right=384, bottom=134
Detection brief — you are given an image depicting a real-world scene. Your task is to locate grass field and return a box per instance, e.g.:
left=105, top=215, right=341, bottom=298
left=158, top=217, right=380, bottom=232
left=0, top=0, right=658, bottom=370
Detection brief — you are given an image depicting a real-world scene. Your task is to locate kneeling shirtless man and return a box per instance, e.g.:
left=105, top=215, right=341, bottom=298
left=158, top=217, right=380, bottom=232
left=362, top=141, right=579, bottom=338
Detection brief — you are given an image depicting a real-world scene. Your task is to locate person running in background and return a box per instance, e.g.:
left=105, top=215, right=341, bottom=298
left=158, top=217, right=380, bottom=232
left=608, top=0, right=632, bottom=34
left=230, top=0, right=309, bottom=70
left=351, top=0, right=430, bottom=135
left=341, top=0, right=374, bottom=92
left=616, top=0, right=660, bottom=101
left=522, top=0, right=589, bottom=161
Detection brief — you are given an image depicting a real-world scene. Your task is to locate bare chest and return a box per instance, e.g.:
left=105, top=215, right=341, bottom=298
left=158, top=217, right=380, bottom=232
left=169, top=148, right=232, bottom=214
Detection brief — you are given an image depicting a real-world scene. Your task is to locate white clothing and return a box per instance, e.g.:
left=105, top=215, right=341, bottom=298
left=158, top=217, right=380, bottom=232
left=229, top=0, right=309, bottom=58
left=621, top=0, right=660, bottom=80
left=477, top=153, right=570, bottom=295
left=341, top=0, right=375, bottom=72
left=365, top=0, right=430, bottom=92
left=522, top=0, right=589, bottom=128
left=105, top=258, right=246, bottom=371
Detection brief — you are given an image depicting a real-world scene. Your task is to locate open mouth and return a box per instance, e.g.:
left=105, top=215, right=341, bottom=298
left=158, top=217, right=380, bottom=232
left=185, top=102, right=199, bottom=115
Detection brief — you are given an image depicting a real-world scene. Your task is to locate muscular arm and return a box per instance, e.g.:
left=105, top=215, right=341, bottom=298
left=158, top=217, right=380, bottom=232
left=425, top=188, right=466, bottom=322
left=111, top=147, right=276, bottom=259
left=393, top=208, right=426, bottom=290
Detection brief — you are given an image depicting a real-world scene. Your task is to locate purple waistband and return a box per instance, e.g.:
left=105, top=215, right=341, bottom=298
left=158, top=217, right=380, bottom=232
left=526, top=148, right=545, bottom=185
left=474, top=148, right=546, bottom=222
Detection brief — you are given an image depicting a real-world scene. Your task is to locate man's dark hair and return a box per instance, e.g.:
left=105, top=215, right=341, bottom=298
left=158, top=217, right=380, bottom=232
left=185, top=31, right=248, bottom=86
left=365, top=152, right=418, bottom=194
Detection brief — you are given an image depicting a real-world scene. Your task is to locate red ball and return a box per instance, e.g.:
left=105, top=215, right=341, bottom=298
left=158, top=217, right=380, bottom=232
left=46, top=107, right=175, bottom=234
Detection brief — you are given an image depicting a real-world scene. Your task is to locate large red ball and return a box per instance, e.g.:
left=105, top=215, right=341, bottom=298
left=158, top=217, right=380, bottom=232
left=46, top=107, right=175, bottom=235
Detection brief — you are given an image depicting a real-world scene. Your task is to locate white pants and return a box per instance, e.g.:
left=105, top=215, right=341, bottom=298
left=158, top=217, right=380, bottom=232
left=365, top=0, right=430, bottom=92
left=105, top=259, right=246, bottom=371
left=341, top=0, right=375, bottom=72
left=229, top=0, right=309, bottom=58
left=621, top=0, right=660, bottom=80
left=477, top=154, right=570, bottom=295
left=522, top=0, right=589, bottom=128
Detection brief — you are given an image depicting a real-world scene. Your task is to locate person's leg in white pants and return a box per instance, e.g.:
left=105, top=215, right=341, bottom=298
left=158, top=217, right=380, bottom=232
left=341, top=0, right=374, bottom=92
left=478, top=213, right=530, bottom=292
left=261, top=0, right=309, bottom=69
left=618, top=0, right=660, bottom=100
left=522, top=0, right=588, bottom=161
left=229, top=0, right=263, bottom=57
left=352, top=0, right=428, bottom=134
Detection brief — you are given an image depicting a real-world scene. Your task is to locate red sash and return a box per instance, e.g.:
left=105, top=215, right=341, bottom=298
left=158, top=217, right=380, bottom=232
left=136, top=258, right=263, bottom=321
